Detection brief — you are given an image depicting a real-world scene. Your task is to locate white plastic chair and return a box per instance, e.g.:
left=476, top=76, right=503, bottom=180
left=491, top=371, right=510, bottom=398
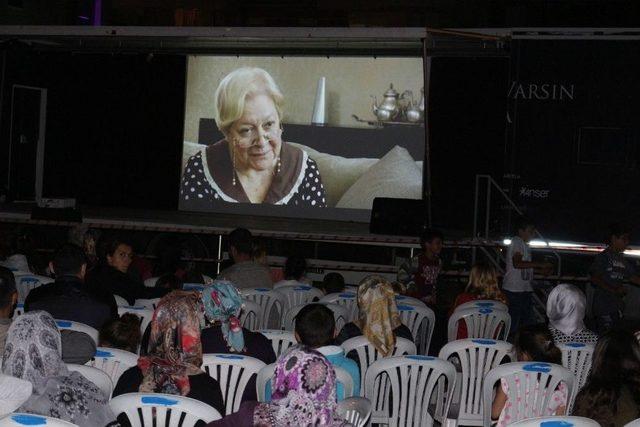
left=67, top=363, right=114, bottom=399
left=277, top=285, right=324, bottom=310
left=258, top=329, right=297, bottom=357
left=239, top=299, right=262, bottom=331
left=281, top=302, right=350, bottom=332
left=110, top=392, right=222, bottom=426
left=395, top=295, right=428, bottom=308
left=240, top=288, right=285, bottom=329
left=447, top=307, right=511, bottom=342
left=321, top=291, right=358, bottom=322
left=625, top=419, right=640, bottom=427
left=12, top=303, right=24, bottom=317
left=14, top=273, right=53, bottom=303
left=510, top=416, right=601, bottom=427
left=256, top=362, right=354, bottom=402
left=117, top=306, right=153, bottom=337
left=341, top=335, right=417, bottom=394
left=86, top=347, right=139, bottom=385
left=397, top=303, right=436, bottom=355
left=438, top=339, right=515, bottom=425
left=454, top=299, right=509, bottom=313
left=54, top=319, right=99, bottom=344
left=364, top=355, right=457, bottom=427
left=336, top=397, right=372, bottom=427
left=0, top=414, right=77, bottom=426
left=558, top=342, right=595, bottom=392
left=201, top=353, right=266, bottom=415
left=143, top=277, right=158, bottom=288
left=483, top=362, right=576, bottom=427
left=182, top=283, right=207, bottom=291
left=133, top=298, right=161, bottom=310
left=113, top=294, right=129, bottom=306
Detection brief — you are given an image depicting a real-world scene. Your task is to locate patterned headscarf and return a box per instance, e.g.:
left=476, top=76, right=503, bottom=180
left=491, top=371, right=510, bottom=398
left=254, top=346, right=348, bottom=427
left=202, top=280, right=245, bottom=352
left=355, top=275, right=402, bottom=357
left=138, top=291, right=204, bottom=396
left=546, top=284, right=587, bottom=336
left=1, top=311, right=114, bottom=427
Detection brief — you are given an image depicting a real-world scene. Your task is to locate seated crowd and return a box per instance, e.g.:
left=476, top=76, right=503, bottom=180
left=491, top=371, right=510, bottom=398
left=0, top=223, right=639, bottom=427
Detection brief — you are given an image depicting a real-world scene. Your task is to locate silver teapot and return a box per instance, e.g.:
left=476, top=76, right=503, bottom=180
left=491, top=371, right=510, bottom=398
left=372, top=84, right=400, bottom=121
left=402, top=89, right=422, bottom=123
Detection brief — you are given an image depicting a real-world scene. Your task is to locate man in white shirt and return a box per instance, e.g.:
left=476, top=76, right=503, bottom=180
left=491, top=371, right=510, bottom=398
left=503, top=217, right=553, bottom=336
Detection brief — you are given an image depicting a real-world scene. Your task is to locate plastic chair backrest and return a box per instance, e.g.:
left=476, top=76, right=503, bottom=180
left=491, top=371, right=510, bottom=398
left=509, top=416, right=601, bottom=427
left=0, top=414, right=77, bottom=426
left=336, top=397, right=372, bottom=427
left=109, top=392, right=222, bottom=426
left=143, top=277, right=158, bottom=288
left=320, top=291, right=358, bottom=322
left=255, top=362, right=354, bottom=402
left=483, top=362, right=576, bottom=427
left=364, top=355, right=456, bottom=427
left=341, top=335, right=417, bottom=394
left=133, top=298, right=160, bottom=310
left=117, top=306, right=153, bottom=337
left=395, top=295, right=428, bottom=308
left=240, top=288, right=285, bottom=330
left=281, top=302, right=350, bottom=332
left=86, top=347, right=139, bottom=385
left=67, top=363, right=114, bottom=399
left=201, top=354, right=266, bottom=415
left=438, top=338, right=515, bottom=425
left=454, top=299, right=509, bottom=313
left=447, top=307, right=511, bottom=342
left=558, top=342, right=595, bottom=392
left=625, top=419, right=640, bottom=427
left=55, top=319, right=99, bottom=344
left=240, top=299, right=261, bottom=331
left=13, top=303, right=24, bottom=318
left=277, top=285, right=324, bottom=310
left=14, top=274, right=53, bottom=303
left=258, top=329, right=297, bottom=357
left=113, top=294, right=129, bottom=306
left=397, top=304, right=436, bottom=355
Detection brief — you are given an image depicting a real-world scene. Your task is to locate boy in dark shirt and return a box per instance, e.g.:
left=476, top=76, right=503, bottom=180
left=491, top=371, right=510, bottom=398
left=590, top=223, right=640, bottom=334
left=398, top=229, right=443, bottom=305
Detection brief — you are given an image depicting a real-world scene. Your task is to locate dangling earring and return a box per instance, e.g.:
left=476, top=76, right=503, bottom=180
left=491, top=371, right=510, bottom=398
left=231, top=139, right=237, bottom=186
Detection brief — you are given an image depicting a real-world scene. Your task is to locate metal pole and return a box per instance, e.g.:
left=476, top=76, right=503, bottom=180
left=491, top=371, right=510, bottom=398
left=216, top=234, right=222, bottom=275
left=472, top=175, right=480, bottom=265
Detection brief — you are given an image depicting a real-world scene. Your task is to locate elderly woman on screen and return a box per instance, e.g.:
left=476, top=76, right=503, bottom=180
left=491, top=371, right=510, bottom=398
left=181, top=67, right=326, bottom=208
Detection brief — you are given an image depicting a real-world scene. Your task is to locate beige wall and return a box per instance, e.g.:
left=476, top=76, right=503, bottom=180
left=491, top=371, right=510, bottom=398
left=183, top=55, right=423, bottom=142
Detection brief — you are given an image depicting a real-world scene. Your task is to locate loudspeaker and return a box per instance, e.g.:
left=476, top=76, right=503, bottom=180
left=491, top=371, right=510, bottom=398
left=369, top=197, right=428, bottom=237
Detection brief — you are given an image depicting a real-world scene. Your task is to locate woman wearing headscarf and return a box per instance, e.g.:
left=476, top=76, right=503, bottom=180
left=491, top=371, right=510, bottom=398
left=546, top=283, right=598, bottom=345
left=335, top=275, right=413, bottom=357
left=201, top=280, right=276, bottom=402
left=207, top=346, right=349, bottom=426
left=1, top=311, right=116, bottom=427
left=113, top=291, right=225, bottom=420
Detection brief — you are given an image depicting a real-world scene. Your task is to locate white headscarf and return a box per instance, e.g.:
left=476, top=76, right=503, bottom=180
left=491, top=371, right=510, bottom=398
left=546, top=284, right=587, bottom=336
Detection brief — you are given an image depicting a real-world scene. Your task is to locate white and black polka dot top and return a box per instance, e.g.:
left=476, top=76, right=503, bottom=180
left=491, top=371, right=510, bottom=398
left=180, top=141, right=327, bottom=209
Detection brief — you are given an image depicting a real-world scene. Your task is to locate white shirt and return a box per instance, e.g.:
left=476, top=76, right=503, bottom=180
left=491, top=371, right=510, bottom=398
left=503, top=236, right=533, bottom=292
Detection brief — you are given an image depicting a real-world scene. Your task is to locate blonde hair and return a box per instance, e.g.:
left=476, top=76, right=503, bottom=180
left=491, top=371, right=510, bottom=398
left=213, top=67, right=284, bottom=134
left=466, top=263, right=503, bottom=301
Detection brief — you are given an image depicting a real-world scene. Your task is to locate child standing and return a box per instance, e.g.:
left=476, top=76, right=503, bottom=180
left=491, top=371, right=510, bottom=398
left=398, top=229, right=443, bottom=305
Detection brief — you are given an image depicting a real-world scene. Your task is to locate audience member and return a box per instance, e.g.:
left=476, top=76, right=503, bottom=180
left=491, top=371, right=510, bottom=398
left=546, top=283, right=598, bottom=345
left=320, top=272, right=346, bottom=294
left=503, top=217, right=553, bottom=335
left=336, top=275, right=413, bottom=356
left=450, top=263, right=507, bottom=339
left=151, top=237, right=185, bottom=279
left=113, top=292, right=225, bottom=419
left=208, top=346, right=349, bottom=427
left=253, top=240, right=284, bottom=283
left=2, top=311, right=116, bottom=427
left=155, top=273, right=184, bottom=290
left=491, top=324, right=567, bottom=425
left=68, top=224, right=101, bottom=269
left=398, top=228, right=444, bottom=305
left=0, top=374, right=32, bottom=418
left=99, top=313, right=142, bottom=354
left=573, top=329, right=640, bottom=425
left=0, top=228, right=43, bottom=274
left=25, top=243, right=116, bottom=329
left=590, top=223, right=640, bottom=334
left=295, top=303, right=360, bottom=398
left=87, top=236, right=167, bottom=306
left=0, top=266, right=17, bottom=350
left=274, top=255, right=309, bottom=289
left=201, top=281, right=276, bottom=402
left=218, top=228, right=272, bottom=289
